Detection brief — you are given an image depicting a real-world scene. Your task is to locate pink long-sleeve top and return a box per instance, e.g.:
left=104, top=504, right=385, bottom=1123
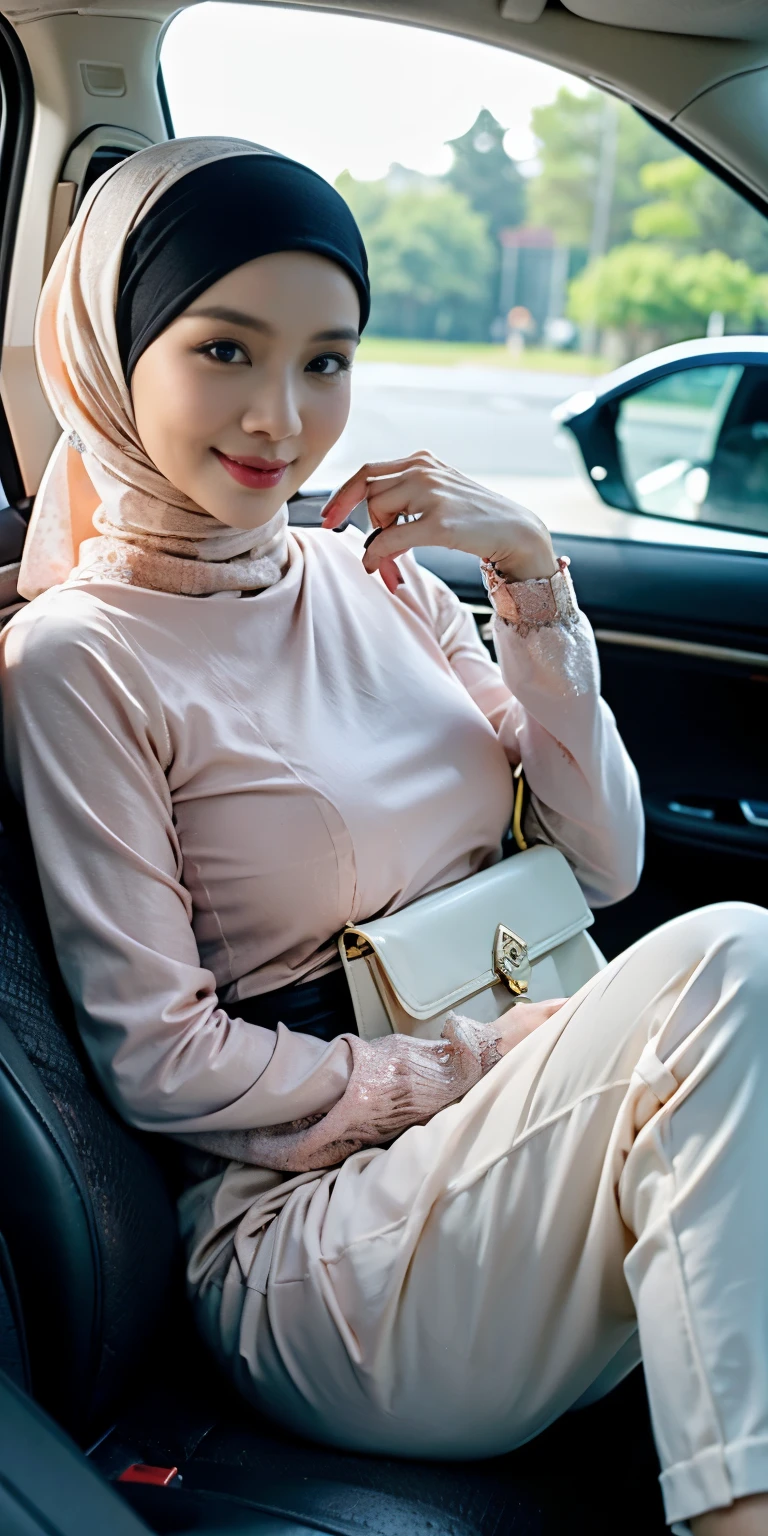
left=0, top=525, right=643, bottom=1148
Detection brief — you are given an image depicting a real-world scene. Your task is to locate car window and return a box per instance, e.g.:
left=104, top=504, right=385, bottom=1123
left=614, top=362, right=768, bottom=536
left=161, top=4, right=768, bottom=555
left=617, top=366, right=742, bottom=514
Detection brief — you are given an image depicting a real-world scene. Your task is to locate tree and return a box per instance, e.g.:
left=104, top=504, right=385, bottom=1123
left=568, top=243, right=688, bottom=341
left=336, top=173, right=495, bottom=339
left=526, top=87, right=678, bottom=250
left=335, top=169, right=390, bottom=230
left=527, top=85, right=768, bottom=271
left=568, top=241, right=768, bottom=357
left=631, top=158, right=703, bottom=242
left=676, top=249, right=768, bottom=325
left=632, top=155, right=768, bottom=271
left=445, top=108, right=524, bottom=240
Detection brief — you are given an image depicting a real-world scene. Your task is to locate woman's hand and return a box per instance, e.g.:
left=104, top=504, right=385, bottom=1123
left=494, top=997, right=568, bottom=1056
left=182, top=1001, right=570, bottom=1174
left=321, top=449, right=556, bottom=593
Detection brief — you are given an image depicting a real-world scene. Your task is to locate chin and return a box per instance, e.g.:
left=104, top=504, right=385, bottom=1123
left=199, top=491, right=288, bottom=530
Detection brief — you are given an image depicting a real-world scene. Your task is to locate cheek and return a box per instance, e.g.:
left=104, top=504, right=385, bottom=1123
left=136, top=363, right=224, bottom=475
left=302, top=381, right=352, bottom=451
left=164, top=367, right=227, bottom=444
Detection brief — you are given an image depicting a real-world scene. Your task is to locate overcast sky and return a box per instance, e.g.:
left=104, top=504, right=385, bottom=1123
left=161, top=4, right=587, bottom=185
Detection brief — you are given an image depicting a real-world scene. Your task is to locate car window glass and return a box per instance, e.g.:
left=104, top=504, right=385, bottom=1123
left=615, top=363, right=768, bottom=536
left=617, top=366, right=740, bottom=513
left=162, top=4, right=768, bottom=554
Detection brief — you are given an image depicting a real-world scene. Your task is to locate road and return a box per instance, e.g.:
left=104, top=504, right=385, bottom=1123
left=303, top=360, right=766, bottom=552
left=304, top=360, right=611, bottom=535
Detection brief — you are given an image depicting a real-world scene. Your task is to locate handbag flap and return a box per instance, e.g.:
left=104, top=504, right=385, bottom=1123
left=343, top=845, right=593, bottom=1018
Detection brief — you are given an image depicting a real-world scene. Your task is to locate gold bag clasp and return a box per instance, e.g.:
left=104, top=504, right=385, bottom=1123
left=493, top=923, right=531, bottom=996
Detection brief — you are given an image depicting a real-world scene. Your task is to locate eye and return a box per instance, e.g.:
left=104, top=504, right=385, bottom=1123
left=198, top=340, right=250, bottom=366
left=306, top=352, right=351, bottom=377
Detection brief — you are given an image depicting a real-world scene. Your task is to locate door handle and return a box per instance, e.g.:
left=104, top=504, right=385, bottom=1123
left=740, top=800, right=768, bottom=830
left=647, top=796, right=768, bottom=855
left=666, top=799, right=768, bottom=831
left=667, top=801, right=715, bottom=822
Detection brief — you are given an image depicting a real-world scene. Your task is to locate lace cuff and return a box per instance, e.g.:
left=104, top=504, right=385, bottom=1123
left=179, top=1013, right=502, bottom=1173
left=480, top=554, right=579, bottom=638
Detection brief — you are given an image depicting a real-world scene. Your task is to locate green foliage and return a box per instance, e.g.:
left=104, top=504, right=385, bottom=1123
left=335, top=85, right=768, bottom=352
left=366, top=188, right=494, bottom=304
left=639, top=157, right=703, bottom=199
left=631, top=200, right=700, bottom=242
left=445, top=107, right=524, bottom=239
left=630, top=154, right=768, bottom=271
left=632, top=160, right=701, bottom=240
left=336, top=172, right=495, bottom=338
left=338, top=108, right=522, bottom=339
left=335, top=170, right=389, bottom=229
left=526, top=87, right=677, bottom=248
left=568, top=241, right=768, bottom=343
left=676, top=249, right=768, bottom=324
left=568, top=244, right=684, bottom=332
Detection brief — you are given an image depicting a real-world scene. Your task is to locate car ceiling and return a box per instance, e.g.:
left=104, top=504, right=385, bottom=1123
left=3, top=0, right=768, bottom=114
left=4, top=0, right=768, bottom=40
left=6, top=0, right=766, bottom=146
left=504, top=0, right=768, bottom=41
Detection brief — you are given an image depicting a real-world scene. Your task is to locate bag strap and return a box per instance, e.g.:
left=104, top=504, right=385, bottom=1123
left=511, top=763, right=529, bottom=853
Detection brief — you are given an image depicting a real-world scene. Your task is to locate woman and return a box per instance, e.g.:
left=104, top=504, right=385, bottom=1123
left=0, top=137, right=766, bottom=1536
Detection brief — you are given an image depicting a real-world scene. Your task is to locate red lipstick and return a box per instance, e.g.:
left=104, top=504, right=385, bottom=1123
left=213, top=449, right=291, bottom=490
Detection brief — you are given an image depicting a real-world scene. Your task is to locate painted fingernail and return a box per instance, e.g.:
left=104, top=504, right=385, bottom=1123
left=363, top=527, right=383, bottom=551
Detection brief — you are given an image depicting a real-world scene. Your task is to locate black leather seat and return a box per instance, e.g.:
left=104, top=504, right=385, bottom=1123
left=0, top=808, right=667, bottom=1535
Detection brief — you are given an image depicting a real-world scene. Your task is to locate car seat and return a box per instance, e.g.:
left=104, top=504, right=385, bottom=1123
left=0, top=792, right=667, bottom=1535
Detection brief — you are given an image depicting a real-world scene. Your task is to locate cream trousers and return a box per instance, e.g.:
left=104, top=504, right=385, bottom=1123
left=185, top=902, right=768, bottom=1531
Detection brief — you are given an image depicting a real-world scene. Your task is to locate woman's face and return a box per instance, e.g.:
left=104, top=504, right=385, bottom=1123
left=130, top=250, right=359, bottom=528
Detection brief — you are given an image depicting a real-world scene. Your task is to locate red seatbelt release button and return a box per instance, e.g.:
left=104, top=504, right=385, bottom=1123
left=118, top=1463, right=179, bottom=1487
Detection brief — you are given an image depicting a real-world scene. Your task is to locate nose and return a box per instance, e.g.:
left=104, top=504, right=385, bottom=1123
left=240, top=366, right=302, bottom=443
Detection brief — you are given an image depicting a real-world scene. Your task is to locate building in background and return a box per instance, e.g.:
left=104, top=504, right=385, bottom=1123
left=498, top=227, right=585, bottom=347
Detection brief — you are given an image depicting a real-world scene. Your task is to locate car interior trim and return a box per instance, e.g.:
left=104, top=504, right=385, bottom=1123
left=0, top=14, right=34, bottom=363
left=739, top=800, right=768, bottom=830
left=636, top=104, right=768, bottom=222
left=558, top=0, right=768, bottom=42
left=0, top=16, right=34, bottom=509
left=61, top=125, right=153, bottom=218
left=155, top=62, right=174, bottom=138
left=594, top=628, right=768, bottom=670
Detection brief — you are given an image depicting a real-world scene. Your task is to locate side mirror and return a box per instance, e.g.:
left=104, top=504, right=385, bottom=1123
left=554, top=338, right=768, bottom=538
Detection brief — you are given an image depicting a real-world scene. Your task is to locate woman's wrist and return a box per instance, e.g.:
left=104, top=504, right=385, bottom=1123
left=480, top=554, right=579, bottom=637
left=490, top=530, right=557, bottom=582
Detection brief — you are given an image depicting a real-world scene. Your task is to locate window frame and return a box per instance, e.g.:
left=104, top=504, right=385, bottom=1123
left=0, top=15, right=33, bottom=514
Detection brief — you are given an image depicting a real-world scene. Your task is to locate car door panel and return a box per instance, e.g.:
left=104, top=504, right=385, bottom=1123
left=412, top=533, right=768, bottom=956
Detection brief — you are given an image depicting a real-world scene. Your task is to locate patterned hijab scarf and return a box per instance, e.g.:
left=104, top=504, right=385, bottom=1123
left=19, top=136, right=370, bottom=600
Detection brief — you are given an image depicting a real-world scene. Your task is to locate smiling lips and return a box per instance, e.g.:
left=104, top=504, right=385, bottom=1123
left=213, top=449, right=291, bottom=490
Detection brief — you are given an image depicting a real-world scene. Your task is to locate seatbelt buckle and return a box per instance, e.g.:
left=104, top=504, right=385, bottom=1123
left=118, top=1463, right=180, bottom=1486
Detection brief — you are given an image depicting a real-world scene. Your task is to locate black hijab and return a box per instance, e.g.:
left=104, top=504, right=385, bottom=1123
left=116, top=152, right=370, bottom=385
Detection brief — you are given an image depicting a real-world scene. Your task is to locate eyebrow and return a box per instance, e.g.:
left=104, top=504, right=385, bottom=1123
left=186, top=305, right=359, bottom=344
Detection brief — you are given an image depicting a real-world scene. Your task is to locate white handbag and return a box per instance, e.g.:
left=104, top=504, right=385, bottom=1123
left=338, top=842, right=606, bottom=1043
